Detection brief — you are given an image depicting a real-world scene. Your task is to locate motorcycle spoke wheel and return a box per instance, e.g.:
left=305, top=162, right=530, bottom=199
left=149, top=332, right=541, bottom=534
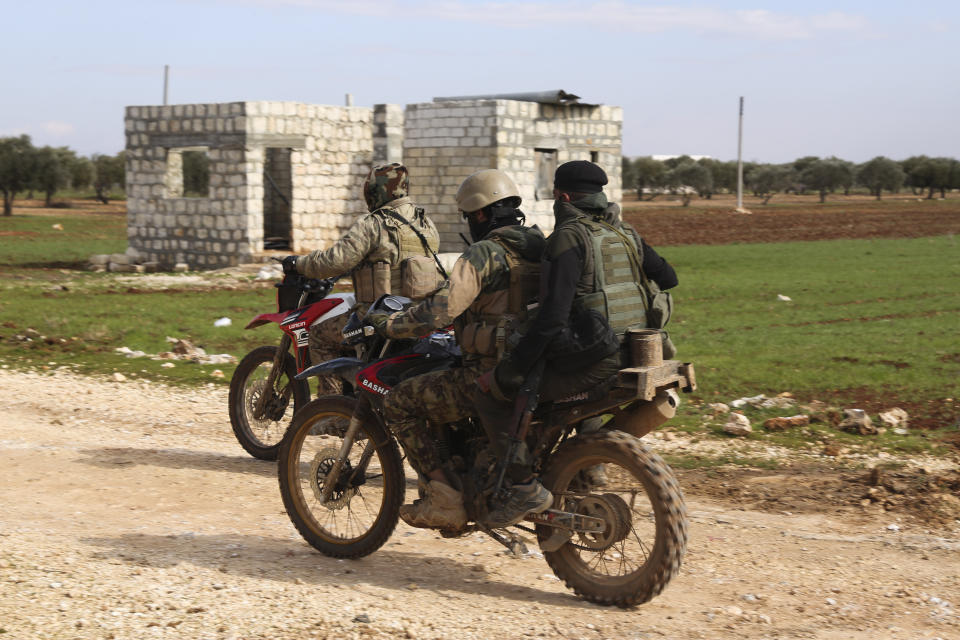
left=278, top=396, right=403, bottom=558
left=538, top=431, right=688, bottom=608
left=228, top=346, right=307, bottom=460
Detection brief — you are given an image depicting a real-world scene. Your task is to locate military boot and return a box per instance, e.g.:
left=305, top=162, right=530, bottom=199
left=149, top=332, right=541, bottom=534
left=399, top=480, right=468, bottom=530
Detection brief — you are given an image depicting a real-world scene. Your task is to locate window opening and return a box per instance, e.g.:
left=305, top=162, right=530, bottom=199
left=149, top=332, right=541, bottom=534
left=165, top=147, right=209, bottom=198
left=534, top=148, right=557, bottom=200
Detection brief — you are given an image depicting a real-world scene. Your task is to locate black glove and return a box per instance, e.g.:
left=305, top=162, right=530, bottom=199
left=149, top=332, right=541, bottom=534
left=281, top=255, right=299, bottom=275
left=366, top=312, right=390, bottom=337
left=490, top=359, right=525, bottom=401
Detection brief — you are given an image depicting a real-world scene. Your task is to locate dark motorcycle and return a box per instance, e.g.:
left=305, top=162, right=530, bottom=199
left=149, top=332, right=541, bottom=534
left=277, top=296, right=696, bottom=607
left=228, top=273, right=355, bottom=460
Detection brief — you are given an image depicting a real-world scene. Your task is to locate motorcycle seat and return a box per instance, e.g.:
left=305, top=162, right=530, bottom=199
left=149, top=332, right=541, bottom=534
left=550, top=373, right=619, bottom=407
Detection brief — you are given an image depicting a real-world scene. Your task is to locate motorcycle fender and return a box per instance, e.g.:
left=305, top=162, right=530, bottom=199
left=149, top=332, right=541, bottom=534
left=311, top=293, right=356, bottom=328
left=295, top=356, right=364, bottom=382
left=244, top=311, right=288, bottom=330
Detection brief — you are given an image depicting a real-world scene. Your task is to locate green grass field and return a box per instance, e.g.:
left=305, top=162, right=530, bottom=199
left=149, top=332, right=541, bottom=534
left=2, top=209, right=958, bottom=453
left=668, top=236, right=960, bottom=410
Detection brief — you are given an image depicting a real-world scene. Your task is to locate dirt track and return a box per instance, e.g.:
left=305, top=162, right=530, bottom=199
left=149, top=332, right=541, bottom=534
left=2, top=368, right=958, bottom=639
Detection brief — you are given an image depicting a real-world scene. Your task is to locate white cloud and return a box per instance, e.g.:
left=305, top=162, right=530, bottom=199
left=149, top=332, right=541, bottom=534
left=237, top=1, right=869, bottom=39
left=42, top=121, right=76, bottom=137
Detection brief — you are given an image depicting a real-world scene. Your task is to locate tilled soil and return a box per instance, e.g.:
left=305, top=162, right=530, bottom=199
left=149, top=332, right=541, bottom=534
left=621, top=195, right=960, bottom=246
left=1, top=369, right=958, bottom=639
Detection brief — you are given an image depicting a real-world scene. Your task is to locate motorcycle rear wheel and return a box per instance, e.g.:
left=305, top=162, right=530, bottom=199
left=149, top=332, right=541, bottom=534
left=228, top=346, right=309, bottom=460
left=537, top=430, right=688, bottom=608
left=278, top=395, right=404, bottom=558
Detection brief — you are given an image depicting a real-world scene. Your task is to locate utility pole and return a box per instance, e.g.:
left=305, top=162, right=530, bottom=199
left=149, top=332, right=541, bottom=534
left=163, top=65, right=169, bottom=106
left=736, top=96, right=744, bottom=211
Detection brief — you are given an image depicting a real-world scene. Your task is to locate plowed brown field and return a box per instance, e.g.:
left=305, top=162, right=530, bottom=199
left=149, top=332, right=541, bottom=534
left=621, top=194, right=960, bottom=245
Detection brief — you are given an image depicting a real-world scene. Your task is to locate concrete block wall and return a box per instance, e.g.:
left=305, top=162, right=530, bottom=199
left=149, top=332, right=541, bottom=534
left=404, top=100, right=499, bottom=250
left=125, top=97, right=623, bottom=267
left=373, top=103, right=404, bottom=165
left=496, top=101, right=623, bottom=232
left=125, top=102, right=251, bottom=268
left=245, top=102, right=374, bottom=253
left=125, top=101, right=375, bottom=269
left=403, top=99, right=623, bottom=251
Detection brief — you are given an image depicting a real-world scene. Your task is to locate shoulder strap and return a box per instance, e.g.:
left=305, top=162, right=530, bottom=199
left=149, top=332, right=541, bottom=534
left=380, top=207, right=448, bottom=279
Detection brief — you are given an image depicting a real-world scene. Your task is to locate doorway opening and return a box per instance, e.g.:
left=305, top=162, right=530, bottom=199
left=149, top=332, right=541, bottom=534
left=263, top=148, right=292, bottom=250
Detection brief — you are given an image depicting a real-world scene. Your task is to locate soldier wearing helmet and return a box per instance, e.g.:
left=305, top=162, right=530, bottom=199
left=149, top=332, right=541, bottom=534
left=283, top=163, right=442, bottom=386
left=473, top=160, right=679, bottom=526
left=370, top=168, right=546, bottom=530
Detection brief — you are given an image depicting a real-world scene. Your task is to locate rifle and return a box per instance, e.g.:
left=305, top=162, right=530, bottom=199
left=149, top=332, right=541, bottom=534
left=492, top=359, right=546, bottom=499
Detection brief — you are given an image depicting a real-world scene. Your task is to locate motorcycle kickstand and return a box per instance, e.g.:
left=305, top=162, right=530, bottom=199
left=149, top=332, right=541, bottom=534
left=477, top=523, right=529, bottom=557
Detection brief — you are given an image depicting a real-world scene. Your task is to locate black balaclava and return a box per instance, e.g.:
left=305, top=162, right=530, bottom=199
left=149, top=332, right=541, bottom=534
left=467, top=198, right=524, bottom=242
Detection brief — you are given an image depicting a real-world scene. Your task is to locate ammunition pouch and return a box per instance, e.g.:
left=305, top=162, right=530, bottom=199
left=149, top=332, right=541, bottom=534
left=546, top=307, right=620, bottom=373
left=400, top=255, right=443, bottom=299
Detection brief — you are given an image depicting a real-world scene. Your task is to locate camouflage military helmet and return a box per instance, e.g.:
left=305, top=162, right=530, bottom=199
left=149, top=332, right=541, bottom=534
left=456, top=169, right=520, bottom=214
left=363, top=163, right=409, bottom=212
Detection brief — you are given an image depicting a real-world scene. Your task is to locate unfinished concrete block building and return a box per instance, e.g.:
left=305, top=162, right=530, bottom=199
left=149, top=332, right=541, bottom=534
left=123, top=91, right=622, bottom=268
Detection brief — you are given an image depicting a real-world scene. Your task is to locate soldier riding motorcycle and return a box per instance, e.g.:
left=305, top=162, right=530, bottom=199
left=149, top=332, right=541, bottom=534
left=276, top=167, right=695, bottom=607
left=277, top=295, right=694, bottom=607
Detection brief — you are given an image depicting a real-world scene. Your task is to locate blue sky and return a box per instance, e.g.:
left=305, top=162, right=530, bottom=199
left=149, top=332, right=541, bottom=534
left=2, top=1, right=957, bottom=162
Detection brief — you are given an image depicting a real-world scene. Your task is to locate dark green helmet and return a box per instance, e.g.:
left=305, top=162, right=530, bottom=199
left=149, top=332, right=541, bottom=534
left=363, top=163, right=409, bottom=212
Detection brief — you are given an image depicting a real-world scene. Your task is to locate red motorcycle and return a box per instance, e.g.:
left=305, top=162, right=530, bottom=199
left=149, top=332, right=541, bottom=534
left=228, top=274, right=355, bottom=460
left=277, top=296, right=696, bottom=607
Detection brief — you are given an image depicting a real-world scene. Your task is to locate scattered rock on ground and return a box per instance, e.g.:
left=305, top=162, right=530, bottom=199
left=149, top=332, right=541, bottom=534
left=879, top=407, right=910, bottom=430
left=839, top=408, right=877, bottom=435
left=763, top=415, right=810, bottom=432
left=724, top=413, right=752, bottom=436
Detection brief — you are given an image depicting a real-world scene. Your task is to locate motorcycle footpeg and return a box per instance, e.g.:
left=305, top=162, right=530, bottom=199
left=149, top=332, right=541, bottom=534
left=477, top=524, right=529, bottom=557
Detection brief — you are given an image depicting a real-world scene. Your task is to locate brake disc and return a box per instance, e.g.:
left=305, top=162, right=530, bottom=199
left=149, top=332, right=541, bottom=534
left=309, top=446, right=357, bottom=510
left=247, top=380, right=287, bottom=424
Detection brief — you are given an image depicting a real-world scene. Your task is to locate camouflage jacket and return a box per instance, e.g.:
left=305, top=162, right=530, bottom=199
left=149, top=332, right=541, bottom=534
left=385, top=225, right=545, bottom=363
left=296, top=197, right=439, bottom=280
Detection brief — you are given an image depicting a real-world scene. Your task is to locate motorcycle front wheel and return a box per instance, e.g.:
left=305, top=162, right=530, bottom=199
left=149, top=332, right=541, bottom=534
left=278, top=395, right=404, bottom=558
left=228, top=346, right=309, bottom=460
left=537, top=430, right=688, bottom=608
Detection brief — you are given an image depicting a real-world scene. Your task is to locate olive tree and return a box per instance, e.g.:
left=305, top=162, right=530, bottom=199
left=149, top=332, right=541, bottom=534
left=856, top=157, right=905, bottom=200
left=633, top=156, right=667, bottom=200
left=801, top=158, right=851, bottom=203
left=666, top=160, right=712, bottom=206
left=621, top=156, right=637, bottom=196
left=70, top=156, right=94, bottom=191
left=31, top=146, right=75, bottom=206
left=92, top=152, right=126, bottom=203
left=746, top=165, right=794, bottom=204
left=0, top=135, right=34, bottom=216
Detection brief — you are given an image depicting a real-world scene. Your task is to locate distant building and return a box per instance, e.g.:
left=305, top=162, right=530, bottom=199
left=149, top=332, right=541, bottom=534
left=123, top=90, right=622, bottom=269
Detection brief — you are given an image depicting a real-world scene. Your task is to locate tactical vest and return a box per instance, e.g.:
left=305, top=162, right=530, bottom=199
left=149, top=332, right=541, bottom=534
left=351, top=205, right=442, bottom=303
left=568, top=216, right=652, bottom=336
left=454, top=239, right=540, bottom=362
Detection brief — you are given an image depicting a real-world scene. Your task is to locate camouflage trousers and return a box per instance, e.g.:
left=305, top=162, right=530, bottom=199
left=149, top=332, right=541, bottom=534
left=382, top=364, right=484, bottom=476
left=473, top=352, right=622, bottom=483
left=308, top=313, right=352, bottom=396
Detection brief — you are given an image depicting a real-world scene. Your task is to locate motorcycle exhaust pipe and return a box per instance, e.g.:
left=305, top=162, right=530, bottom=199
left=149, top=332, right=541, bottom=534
left=617, top=388, right=679, bottom=439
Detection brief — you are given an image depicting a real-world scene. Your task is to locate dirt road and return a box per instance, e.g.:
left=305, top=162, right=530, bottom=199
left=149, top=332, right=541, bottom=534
left=1, top=368, right=957, bottom=639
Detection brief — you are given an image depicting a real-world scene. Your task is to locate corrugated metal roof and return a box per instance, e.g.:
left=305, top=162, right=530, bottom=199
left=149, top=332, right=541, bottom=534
left=432, top=90, right=595, bottom=106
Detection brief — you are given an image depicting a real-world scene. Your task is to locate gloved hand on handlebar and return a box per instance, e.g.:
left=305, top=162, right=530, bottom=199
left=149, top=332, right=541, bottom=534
left=366, top=311, right=391, bottom=337
left=281, top=255, right=299, bottom=275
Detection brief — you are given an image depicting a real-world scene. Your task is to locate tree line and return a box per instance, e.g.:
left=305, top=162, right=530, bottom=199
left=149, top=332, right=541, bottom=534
left=0, top=135, right=126, bottom=216
left=622, top=155, right=960, bottom=206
